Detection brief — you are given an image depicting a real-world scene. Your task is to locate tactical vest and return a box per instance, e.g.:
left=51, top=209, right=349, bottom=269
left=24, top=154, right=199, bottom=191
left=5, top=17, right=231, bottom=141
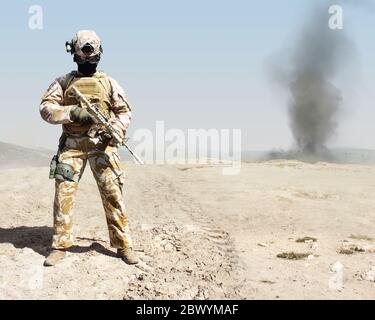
left=62, top=71, right=112, bottom=135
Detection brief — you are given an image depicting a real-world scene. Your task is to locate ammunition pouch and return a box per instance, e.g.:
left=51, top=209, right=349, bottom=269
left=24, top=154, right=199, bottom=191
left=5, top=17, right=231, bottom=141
left=55, top=162, right=79, bottom=182
left=49, top=155, right=79, bottom=183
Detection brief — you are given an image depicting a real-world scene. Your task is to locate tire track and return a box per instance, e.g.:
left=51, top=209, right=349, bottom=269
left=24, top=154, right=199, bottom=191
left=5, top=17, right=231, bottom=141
left=123, top=168, right=248, bottom=299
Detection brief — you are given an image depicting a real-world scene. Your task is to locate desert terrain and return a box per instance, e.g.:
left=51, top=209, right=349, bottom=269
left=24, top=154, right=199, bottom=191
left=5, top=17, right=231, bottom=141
left=1, top=158, right=375, bottom=299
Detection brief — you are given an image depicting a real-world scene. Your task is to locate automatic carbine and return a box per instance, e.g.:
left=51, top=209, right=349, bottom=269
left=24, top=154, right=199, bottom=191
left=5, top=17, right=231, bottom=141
left=70, top=86, right=144, bottom=165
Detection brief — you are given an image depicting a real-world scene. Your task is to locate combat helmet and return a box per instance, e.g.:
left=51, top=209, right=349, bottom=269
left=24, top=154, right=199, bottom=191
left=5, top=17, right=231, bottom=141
left=65, top=30, right=103, bottom=64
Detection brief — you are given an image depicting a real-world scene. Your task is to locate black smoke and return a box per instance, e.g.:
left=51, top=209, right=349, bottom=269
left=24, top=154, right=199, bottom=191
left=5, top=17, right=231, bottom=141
left=269, top=1, right=355, bottom=162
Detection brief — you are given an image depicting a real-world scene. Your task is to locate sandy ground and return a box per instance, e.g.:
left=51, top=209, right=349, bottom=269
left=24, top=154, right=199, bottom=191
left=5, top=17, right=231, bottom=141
left=0, top=161, right=375, bottom=300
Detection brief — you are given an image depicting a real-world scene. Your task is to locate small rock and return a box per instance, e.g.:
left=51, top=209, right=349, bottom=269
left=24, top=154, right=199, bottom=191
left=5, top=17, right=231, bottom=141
left=137, top=274, right=145, bottom=281
left=277, top=252, right=311, bottom=260
left=296, top=236, right=318, bottom=243
left=257, top=242, right=269, bottom=247
left=259, top=279, right=276, bottom=284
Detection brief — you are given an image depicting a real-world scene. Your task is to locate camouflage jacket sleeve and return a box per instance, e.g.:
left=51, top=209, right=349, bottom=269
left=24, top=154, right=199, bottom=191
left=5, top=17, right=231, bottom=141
left=39, top=74, right=75, bottom=125
left=108, top=77, right=132, bottom=131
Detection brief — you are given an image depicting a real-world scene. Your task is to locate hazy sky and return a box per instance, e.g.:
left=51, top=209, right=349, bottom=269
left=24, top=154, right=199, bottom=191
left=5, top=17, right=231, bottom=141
left=0, top=0, right=374, bottom=150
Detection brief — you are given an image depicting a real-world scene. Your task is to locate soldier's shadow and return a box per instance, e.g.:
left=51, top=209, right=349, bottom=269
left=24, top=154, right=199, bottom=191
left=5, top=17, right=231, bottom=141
left=0, top=226, right=116, bottom=258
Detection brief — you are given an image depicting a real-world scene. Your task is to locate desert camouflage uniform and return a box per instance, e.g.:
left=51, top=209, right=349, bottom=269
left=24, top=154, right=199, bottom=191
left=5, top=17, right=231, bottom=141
left=40, top=71, right=133, bottom=250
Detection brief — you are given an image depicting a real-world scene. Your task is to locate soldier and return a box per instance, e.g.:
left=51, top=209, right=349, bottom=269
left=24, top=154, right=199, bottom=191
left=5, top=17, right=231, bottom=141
left=40, top=30, right=139, bottom=266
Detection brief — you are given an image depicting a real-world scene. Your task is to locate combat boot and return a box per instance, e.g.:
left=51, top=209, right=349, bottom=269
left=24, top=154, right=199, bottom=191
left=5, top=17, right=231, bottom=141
left=117, top=248, right=139, bottom=265
left=44, top=249, right=66, bottom=267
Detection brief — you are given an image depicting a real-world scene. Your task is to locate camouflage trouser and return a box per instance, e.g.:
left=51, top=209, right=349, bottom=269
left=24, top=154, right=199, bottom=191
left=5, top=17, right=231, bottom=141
left=51, top=136, right=133, bottom=250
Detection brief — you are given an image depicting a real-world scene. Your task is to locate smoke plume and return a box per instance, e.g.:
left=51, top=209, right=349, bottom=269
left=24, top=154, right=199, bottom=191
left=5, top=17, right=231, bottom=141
left=270, top=1, right=355, bottom=161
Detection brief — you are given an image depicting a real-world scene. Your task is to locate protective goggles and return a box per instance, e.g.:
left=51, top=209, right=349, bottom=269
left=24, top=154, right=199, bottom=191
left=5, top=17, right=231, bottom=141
left=74, top=53, right=101, bottom=64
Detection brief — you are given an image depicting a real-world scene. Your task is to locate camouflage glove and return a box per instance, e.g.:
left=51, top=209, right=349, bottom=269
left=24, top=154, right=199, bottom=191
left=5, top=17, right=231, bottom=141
left=70, top=105, right=93, bottom=125
left=100, top=119, right=126, bottom=147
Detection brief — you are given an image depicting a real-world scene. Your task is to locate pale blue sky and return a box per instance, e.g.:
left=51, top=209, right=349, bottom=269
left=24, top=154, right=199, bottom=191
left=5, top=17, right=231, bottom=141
left=0, top=0, right=374, bottom=150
